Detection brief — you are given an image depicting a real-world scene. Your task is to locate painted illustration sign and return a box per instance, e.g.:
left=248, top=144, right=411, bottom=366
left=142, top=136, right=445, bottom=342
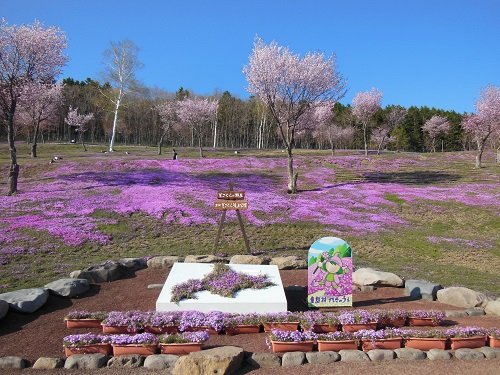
left=307, top=237, right=353, bottom=308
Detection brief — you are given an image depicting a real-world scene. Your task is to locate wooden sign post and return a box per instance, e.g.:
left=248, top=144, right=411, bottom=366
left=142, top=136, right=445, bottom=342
left=213, top=184, right=251, bottom=254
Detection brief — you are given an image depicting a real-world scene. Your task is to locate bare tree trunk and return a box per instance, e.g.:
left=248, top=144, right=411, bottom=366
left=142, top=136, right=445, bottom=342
left=31, top=122, right=40, bottom=158
left=109, top=91, right=122, bottom=152
left=7, top=110, right=19, bottom=195
left=497, top=147, right=500, bottom=164
left=330, top=140, right=335, bottom=156
left=363, top=121, right=368, bottom=156
left=198, top=132, right=204, bottom=158
left=213, top=118, right=217, bottom=148
left=475, top=141, right=484, bottom=168
left=286, top=146, right=297, bottom=194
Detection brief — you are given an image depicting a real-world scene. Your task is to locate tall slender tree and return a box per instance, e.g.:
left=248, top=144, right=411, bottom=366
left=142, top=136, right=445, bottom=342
left=64, top=106, right=94, bottom=151
left=422, top=115, right=450, bottom=152
left=0, top=19, right=67, bottom=195
left=102, top=40, right=142, bottom=152
left=373, top=106, right=406, bottom=154
left=243, top=37, right=346, bottom=193
left=352, top=88, right=383, bottom=156
left=156, top=100, right=178, bottom=155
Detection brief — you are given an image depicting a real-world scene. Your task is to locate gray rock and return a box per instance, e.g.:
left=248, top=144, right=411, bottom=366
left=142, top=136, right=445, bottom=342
left=118, top=257, right=147, bottom=271
left=230, top=255, right=269, bottom=265
left=0, top=288, right=48, bottom=313
left=454, top=348, right=485, bottom=360
left=437, top=287, right=488, bottom=308
left=305, top=351, right=340, bottom=364
left=0, top=300, right=8, bottom=319
left=427, top=349, right=452, bottom=360
left=0, top=356, right=26, bottom=369
left=339, top=350, right=370, bottom=362
left=282, top=351, right=305, bottom=366
left=360, top=285, right=376, bottom=292
left=107, top=355, right=145, bottom=368
left=367, top=349, right=395, bottom=361
left=485, top=300, right=500, bottom=316
left=172, top=346, right=244, bottom=375
left=32, top=357, right=65, bottom=369
left=466, top=307, right=485, bottom=316
left=44, top=278, right=89, bottom=297
left=247, top=352, right=281, bottom=368
left=445, top=310, right=468, bottom=318
left=147, top=284, right=164, bottom=289
left=394, top=348, right=426, bottom=360
left=147, top=256, right=184, bottom=269
left=405, top=279, right=443, bottom=300
left=77, top=261, right=128, bottom=283
left=64, top=354, right=109, bottom=369
left=476, top=347, right=500, bottom=359
left=184, top=254, right=228, bottom=264
left=70, top=270, right=82, bottom=278
left=352, top=268, right=404, bottom=287
left=144, top=354, right=179, bottom=370
left=269, top=256, right=307, bottom=270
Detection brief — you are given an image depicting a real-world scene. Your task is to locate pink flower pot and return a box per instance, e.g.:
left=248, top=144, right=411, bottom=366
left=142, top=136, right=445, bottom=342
left=341, top=322, right=377, bottom=332
left=64, top=344, right=112, bottom=357
left=404, top=337, right=447, bottom=350
left=361, top=337, right=402, bottom=351
left=313, top=324, right=339, bottom=334
left=65, top=319, right=102, bottom=329
left=160, top=343, right=203, bottom=355
left=270, top=340, right=314, bottom=353
left=450, top=336, right=487, bottom=350
left=225, top=324, right=261, bottom=335
left=317, top=339, right=358, bottom=351
left=263, top=322, right=300, bottom=332
left=112, top=344, right=157, bottom=356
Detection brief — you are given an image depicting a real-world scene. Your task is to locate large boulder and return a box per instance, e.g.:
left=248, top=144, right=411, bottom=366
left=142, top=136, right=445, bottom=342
left=0, top=356, right=26, bottom=369
left=0, top=300, right=8, bottom=320
left=74, top=261, right=128, bottom=283
left=338, top=350, right=370, bottom=362
left=427, top=349, right=451, bottom=360
left=44, top=278, right=89, bottom=298
left=367, top=349, right=395, bottom=361
left=282, top=352, right=305, bottom=366
left=144, top=354, right=179, bottom=370
left=353, top=268, right=404, bottom=287
left=107, top=355, right=144, bottom=368
left=172, top=346, right=244, bottom=375
left=147, top=256, right=184, bottom=268
left=64, top=354, right=109, bottom=369
left=454, top=348, right=484, bottom=360
left=32, top=357, right=65, bottom=369
left=305, top=351, right=340, bottom=364
left=394, top=348, right=426, bottom=360
left=0, top=288, right=48, bottom=313
left=184, top=255, right=228, bottom=264
left=485, top=300, right=500, bottom=316
left=405, top=279, right=442, bottom=300
left=437, top=287, right=488, bottom=308
left=117, top=258, right=147, bottom=271
left=269, top=256, right=307, bottom=270
left=229, top=255, right=269, bottom=265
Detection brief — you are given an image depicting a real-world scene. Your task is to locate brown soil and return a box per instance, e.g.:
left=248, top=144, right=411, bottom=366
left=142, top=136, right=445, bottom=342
left=0, top=267, right=499, bottom=374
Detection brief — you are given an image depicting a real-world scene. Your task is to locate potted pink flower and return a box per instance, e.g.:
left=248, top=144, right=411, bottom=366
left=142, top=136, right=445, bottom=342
left=64, top=310, right=108, bottom=329
left=445, top=327, right=487, bottom=349
left=260, top=312, right=301, bottom=332
left=146, top=311, right=181, bottom=334
left=63, top=333, right=111, bottom=357
left=401, top=329, right=448, bottom=350
left=224, top=313, right=262, bottom=335
left=488, top=328, right=500, bottom=348
left=110, top=333, right=158, bottom=356
left=267, top=329, right=317, bottom=353
left=317, top=331, right=358, bottom=351
left=408, top=310, right=445, bottom=327
left=159, top=331, right=210, bottom=355
left=355, top=328, right=403, bottom=351
left=339, top=310, right=378, bottom=332
left=300, top=311, right=340, bottom=333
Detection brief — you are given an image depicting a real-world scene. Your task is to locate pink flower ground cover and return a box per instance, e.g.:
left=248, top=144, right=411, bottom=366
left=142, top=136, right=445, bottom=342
left=0, top=154, right=498, bottom=257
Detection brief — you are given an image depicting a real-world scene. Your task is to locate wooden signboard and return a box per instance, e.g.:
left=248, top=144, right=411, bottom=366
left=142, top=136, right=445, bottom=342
left=214, top=200, right=248, bottom=210
left=217, top=191, right=245, bottom=200
left=213, top=186, right=250, bottom=253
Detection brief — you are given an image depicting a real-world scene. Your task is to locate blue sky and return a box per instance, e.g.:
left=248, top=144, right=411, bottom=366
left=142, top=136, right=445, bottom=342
left=2, top=0, right=499, bottom=112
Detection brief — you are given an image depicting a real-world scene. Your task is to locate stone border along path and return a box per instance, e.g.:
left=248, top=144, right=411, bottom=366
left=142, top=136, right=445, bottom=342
left=1, top=346, right=499, bottom=370
left=1, top=254, right=499, bottom=319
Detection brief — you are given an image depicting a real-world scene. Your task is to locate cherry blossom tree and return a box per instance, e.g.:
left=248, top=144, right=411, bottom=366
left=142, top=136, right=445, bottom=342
left=352, top=88, right=383, bottom=156
left=373, top=106, right=406, bottom=155
left=422, top=115, right=450, bottom=152
left=17, top=82, right=63, bottom=157
left=0, top=19, right=67, bottom=195
left=177, top=97, right=218, bottom=158
left=243, top=37, right=346, bottom=193
left=156, top=100, right=179, bottom=155
left=64, top=106, right=94, bottom=151
left=102, top=40, right=142, bottom=152
left=461, top=85, right=500, bottom=168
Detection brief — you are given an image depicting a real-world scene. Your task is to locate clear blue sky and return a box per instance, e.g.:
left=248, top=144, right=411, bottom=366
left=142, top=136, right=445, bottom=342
left=2, top=0, right=499, bottom=112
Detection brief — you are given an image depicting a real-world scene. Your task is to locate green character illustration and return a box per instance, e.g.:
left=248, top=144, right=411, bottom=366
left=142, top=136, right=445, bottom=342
left=314, top=251, right=350, bottom=289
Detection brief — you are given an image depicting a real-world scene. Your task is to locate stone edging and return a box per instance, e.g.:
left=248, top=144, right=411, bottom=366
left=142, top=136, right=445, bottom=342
left=1, top=346, right=499, bottom=370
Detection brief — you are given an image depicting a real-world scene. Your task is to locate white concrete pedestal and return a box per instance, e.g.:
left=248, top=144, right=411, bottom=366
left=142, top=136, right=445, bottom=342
left=156, top=263, right=287, bottom=313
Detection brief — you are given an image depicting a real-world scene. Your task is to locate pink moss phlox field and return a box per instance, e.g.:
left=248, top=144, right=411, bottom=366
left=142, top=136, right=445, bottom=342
left=1, top=155, right=499, bottom=247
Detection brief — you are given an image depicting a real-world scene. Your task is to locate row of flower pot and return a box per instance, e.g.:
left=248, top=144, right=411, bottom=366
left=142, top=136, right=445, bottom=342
left=64, top=309, right=447, bottom=334
left=268, top=328, right=500, bottom=353
left=63, top=332, right=209, bottom=357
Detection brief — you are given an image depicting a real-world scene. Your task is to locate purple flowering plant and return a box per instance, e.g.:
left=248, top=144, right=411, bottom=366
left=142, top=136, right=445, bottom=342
left=375, top=309, right=409, bottom=321
left=159, top=331, right=210, bottom=344
left=63, top=333, right=110, bottom=347
left=317, top=331, right=356, bottom=341
left=267, top=329, right=317, bottom=348
left=299, top=311, right=339, bottom=330
left=179, top=311, right=207, bottom=332
left=148, top=311, right=182, bottom=328
left=445, top=326, right=487, bottom=338
left=339, top=310, right=377, bottom=324
left=409, top=310, right=445, bottom=323
left=102, top=311, right=150, bottom=331
left=488, top=328, right=500, bottom=339
left=354, top=328, right=403, bottom=340
left=110, top=333, right=158, bottom=346
left=170, top=264, right=275, bottom=303
left=259, top=312, right=300, bottom=324
left=399, top=329, right=448, bottom=339
left=224, top=313, right=262, bottom=327
left=64, top=310, right=108, bottom=321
